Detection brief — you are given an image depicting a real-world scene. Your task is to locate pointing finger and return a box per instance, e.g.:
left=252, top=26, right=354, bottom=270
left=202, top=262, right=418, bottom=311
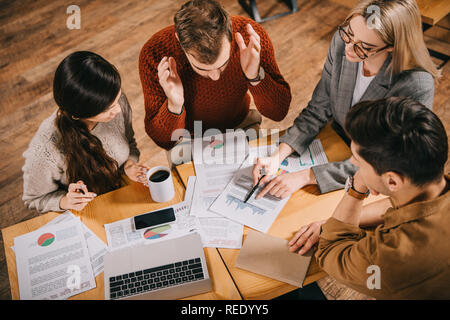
left=256, top=178, right=278, bottom=199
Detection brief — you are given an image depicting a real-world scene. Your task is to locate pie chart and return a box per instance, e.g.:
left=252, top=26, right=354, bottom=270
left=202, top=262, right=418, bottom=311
left=209, top=139, right=224, bottom=149
left=38, top=233, right=55, bottom=247
left=144, top=225, right=171, bottom=240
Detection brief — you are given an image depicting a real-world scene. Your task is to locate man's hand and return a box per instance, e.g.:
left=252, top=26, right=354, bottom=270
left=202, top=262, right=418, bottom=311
left=236, top=24, right=261, bottom=83
left=157, top=56, right=184, bottom=114
left=352, top=170, right=369, bottom=194
left=289, top=220, right=326, bottom=255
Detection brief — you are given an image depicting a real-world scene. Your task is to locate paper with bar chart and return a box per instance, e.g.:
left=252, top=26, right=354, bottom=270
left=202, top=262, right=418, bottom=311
left=209, top=140, right=328, bottom=233
left=209, top=163, right=289, bottom=233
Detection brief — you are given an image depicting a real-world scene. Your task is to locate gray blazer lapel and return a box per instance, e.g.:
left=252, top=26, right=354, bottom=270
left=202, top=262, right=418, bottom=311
left=336, top=56, right=358, bottom=112
left=359, top=54, right=392, bottom=102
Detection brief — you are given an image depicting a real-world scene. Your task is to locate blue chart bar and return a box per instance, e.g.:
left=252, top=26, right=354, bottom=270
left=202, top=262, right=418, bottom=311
left=225, top=195, right=266, bottom=215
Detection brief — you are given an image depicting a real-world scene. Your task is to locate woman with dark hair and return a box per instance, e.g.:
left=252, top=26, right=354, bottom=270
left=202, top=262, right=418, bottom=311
left=22, top=51, right=147, bottom=213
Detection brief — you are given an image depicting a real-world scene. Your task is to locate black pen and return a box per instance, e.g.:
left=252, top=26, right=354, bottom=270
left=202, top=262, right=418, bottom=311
left=244, top=174, right=266, bottom=203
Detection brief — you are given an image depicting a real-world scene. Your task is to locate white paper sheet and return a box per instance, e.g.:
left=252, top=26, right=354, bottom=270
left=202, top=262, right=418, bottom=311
left=197, top=217, right=243, bottom=249
left=104, top=202, right=196, bottom=251
left=210, top=140, right=328, bottom=233
left=187, top=176, right=244, bottom=249
left=11, top=211, right=108, bottom=278
left=14, top=219, right=96, bottom=300
left=104, top=176, right=199, bottom=251
left=46, top=211, right=108, bottom=277
left=191, top=131, right=249, bottom=218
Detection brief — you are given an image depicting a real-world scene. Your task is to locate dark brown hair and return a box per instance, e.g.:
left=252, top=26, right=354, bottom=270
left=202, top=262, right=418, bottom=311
left=174, top=0, right=232, bottom=64
left=345, top=97, right=448, bottom=187
left=53, top=51, right=124, bottom=195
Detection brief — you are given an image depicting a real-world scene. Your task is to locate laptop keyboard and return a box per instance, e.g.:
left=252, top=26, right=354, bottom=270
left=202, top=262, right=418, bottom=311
left=108, top=257, right=205, bottom=299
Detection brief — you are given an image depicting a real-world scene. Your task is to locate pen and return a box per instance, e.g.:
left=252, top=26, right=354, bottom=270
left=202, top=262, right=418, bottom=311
left=244, top=174, right=266, bottom=203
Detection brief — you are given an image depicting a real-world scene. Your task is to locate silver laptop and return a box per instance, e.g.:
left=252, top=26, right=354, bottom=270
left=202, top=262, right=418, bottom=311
left=104, top=232, right=212, bottom=300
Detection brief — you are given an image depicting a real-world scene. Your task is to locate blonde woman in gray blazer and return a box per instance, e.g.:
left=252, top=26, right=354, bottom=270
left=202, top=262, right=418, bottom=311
left=253, top=0, right=439, bottom=200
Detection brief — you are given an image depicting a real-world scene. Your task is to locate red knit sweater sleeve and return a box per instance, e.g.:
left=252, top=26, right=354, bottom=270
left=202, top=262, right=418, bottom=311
left=237, top=17, right=291, bottom=121
left=138, top=29, right=186, bottom=150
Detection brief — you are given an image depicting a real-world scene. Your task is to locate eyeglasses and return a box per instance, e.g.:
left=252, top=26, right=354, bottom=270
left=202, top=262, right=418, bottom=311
left=338, top=25, right=390, bottom=60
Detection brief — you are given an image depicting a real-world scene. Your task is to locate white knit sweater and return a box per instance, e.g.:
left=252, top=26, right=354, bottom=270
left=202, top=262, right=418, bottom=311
left=22, top=92, right=140, bottom=213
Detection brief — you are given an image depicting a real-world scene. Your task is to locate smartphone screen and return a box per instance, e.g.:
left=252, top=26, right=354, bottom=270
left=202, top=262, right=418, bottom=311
left=133, top=208, right=176, bottom=230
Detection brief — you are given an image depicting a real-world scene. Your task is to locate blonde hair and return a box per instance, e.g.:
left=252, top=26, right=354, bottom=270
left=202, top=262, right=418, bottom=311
left=344, top=0, right=440, bottom=78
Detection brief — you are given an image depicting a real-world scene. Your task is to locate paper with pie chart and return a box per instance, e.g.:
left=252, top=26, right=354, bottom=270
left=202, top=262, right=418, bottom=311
left=11, top=211, right=109, bottom=278
left=104, top=176, right=199, bottom=251
left=13, top=218, right=96, bottom=300
left=209, top=139, right=328, bottom=233
left=191, top=131, right=249, bottom=218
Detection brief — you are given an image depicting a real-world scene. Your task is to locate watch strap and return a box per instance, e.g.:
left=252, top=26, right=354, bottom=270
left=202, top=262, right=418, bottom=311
left=346, top=175, right=370, bottom=200
left=246, top=66, right=264, bottom=82
left=347, top=187, right=369, bottom=200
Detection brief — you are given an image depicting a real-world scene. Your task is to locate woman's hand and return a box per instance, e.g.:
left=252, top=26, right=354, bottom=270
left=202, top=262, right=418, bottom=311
left=252, top=154, right=280, bottom=186
left=255, top=168, right=317, bottom=200
left=252, top=142, right=295, bottom=188
left=60, top=181, right=96, bottom=211
left=289, top=220, right=326, bottom=255
left=124, top=160, right=149, bottom=186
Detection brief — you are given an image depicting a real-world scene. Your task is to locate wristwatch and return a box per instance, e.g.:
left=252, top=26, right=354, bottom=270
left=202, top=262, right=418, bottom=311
left=246, top=66, right=265, bottom=83
left=345, top=175, right=370, bottom=200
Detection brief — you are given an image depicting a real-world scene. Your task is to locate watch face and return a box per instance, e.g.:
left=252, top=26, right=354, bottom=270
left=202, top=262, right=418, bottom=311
left=344, top=176, right=351, bottom=192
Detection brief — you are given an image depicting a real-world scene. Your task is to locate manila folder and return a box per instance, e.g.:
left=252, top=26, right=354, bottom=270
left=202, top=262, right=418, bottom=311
left=235, top=229, right=313, bottom=287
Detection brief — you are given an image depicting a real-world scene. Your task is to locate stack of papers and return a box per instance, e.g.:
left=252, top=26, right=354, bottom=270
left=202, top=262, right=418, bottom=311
left=190, top=132, right=328, bottom=241
left=13, top=211, right=107, bottom=300
left=102, top=133, right=328, bottom=252
left=209, top=140, right=328, bottom=233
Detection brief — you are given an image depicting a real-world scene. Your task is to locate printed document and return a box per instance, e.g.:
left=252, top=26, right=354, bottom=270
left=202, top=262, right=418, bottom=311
left=191, top=131, right=249, bottom=218
left=14, top=219, right=96, bottom=300
left=210, top=140, right=328, bottom=233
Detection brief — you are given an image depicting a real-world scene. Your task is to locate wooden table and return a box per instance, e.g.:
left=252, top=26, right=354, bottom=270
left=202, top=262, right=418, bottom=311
left=175, top=124, right=386, bottom=300
left=2, top=170, right=241, bottom=300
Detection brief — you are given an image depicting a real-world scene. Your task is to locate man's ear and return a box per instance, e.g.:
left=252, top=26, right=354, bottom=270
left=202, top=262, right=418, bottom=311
left=382, top=171, right=404, bottom=192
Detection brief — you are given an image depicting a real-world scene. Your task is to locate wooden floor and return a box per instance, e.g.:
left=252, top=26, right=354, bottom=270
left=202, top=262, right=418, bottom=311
left=0, top=0, right=448, bottom=300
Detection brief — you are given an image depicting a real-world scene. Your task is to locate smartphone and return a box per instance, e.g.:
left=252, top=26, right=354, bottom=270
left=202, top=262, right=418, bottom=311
left=133, top=207, right=176, bottom=230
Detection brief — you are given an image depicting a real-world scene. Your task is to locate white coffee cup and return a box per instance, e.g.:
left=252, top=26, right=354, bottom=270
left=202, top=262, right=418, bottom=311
left=146, top=166, right=175, bottom=203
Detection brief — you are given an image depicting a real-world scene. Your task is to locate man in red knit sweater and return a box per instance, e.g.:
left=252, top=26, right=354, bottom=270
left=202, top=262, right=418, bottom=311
left=139, top=0, right=291, bottom=156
